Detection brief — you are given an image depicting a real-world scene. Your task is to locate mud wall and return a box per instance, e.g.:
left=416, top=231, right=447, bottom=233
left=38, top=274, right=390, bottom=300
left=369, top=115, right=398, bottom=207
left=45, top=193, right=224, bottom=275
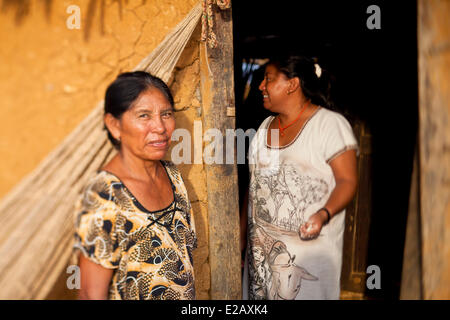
left=0, top=0, right=210, bottom=299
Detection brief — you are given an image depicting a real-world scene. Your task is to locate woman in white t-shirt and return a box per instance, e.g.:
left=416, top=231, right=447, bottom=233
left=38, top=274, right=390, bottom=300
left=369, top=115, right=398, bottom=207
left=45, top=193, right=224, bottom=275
left=241, top=55, right=359, bottom=300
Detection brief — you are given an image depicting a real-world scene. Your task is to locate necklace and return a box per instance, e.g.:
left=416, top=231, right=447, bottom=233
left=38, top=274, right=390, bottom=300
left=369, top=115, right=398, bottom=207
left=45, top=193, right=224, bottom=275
left=278, top=100, right=310, bottom=137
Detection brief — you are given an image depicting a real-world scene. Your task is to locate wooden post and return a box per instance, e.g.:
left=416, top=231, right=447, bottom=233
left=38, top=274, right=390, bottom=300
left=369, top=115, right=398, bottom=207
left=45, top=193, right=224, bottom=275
left=418, top=0, right=450, bottom=299
left=199, top=5, right=241, bottom=299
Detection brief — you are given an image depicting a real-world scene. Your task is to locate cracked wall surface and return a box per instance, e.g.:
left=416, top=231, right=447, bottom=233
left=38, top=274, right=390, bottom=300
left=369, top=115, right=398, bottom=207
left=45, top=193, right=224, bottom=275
left=0, top=0, right=210, bottom=299
left=167, top=24, right=211, bottom=300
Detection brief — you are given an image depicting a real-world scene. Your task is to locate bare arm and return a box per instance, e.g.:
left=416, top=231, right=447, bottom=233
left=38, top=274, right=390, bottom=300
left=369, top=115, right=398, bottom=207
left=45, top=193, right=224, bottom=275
left=323, top=149, right=358, bottom=218
left=300, top=149, right=358, bottom=239
left=78, top=254, right=114, bottom=300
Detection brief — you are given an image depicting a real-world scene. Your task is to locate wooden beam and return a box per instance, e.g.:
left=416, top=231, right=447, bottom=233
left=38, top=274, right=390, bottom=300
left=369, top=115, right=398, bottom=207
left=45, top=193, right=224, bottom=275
left=199, top=5, right=241, bottom=299
left=418, top=0, right=450, bottom=299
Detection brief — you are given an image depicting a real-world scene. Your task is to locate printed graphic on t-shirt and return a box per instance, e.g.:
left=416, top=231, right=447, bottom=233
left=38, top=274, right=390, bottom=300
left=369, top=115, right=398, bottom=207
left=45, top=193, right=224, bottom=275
left=248, top=224, right=318, bottom=300
left=250, top=165, right=329, bottom=231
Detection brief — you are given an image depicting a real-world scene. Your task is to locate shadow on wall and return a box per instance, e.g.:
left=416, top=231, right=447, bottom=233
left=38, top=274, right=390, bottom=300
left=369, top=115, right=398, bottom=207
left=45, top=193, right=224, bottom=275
left=1, top=0, right=50, bottom=24
left=1, top=0, right=147, bottom=41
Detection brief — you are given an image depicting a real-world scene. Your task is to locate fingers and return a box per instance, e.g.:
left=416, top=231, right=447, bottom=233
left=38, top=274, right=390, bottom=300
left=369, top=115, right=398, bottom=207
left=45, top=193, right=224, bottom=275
left=298, top=211, right=326, bottom=241
left=299, top=222, right=320, bottom=241
left=299, top=233, right=318, bottom=241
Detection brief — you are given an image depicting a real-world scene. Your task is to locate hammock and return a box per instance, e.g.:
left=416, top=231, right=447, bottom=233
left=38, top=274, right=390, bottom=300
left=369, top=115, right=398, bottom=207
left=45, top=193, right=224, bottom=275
left=0, top=2, right=202, bottom=299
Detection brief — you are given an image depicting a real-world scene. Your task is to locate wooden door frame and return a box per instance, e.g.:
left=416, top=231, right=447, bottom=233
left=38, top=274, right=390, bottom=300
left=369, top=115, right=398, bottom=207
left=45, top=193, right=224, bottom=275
left=411, top=0, right=450, bottom=299
left=199, top=5, right=242, bottom=299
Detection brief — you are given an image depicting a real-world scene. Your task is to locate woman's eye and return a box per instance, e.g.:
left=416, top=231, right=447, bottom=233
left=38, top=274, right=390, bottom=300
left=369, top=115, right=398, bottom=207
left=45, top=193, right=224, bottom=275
left=139, top=113, right=149, bottom=118
left=162, top=111, right=174, bottom=118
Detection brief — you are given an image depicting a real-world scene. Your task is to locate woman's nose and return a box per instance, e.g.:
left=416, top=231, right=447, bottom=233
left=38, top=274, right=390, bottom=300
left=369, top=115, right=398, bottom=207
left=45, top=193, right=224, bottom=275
left=259, top=79, right=265, bottom=91
left=151, top=116, right=166, bottom=134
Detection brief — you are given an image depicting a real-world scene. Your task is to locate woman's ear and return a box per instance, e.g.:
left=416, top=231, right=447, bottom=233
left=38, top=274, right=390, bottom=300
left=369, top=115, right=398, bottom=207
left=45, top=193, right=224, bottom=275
left=288, top=77, right=301, bottom=93
left=104, top=113, right=121, bottom=141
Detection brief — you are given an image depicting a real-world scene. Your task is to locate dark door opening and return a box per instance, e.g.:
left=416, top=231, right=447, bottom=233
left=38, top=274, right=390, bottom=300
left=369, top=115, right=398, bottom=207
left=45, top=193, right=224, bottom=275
left=233, top=0, right=418, bottom=299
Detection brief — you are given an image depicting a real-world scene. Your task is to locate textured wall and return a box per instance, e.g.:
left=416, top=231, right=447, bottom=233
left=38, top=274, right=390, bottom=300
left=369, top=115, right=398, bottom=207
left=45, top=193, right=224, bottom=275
left=0, top=0, right=210, bottom=299
left=169, top=25, right=211, bottom=299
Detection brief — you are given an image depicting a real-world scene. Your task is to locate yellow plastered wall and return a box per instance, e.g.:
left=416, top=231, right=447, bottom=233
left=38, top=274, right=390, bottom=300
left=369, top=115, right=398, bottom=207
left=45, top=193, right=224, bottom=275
left=0, top=0, right=210, bottom=299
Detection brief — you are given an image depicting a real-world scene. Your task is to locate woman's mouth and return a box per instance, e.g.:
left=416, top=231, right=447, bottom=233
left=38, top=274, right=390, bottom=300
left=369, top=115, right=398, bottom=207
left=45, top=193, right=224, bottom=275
left=147, top=139, right=168, bottom=148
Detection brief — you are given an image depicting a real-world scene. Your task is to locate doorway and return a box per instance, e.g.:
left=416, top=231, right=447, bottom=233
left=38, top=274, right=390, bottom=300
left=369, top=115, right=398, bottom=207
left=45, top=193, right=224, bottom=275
left=232, top=0, right=418, bottom=299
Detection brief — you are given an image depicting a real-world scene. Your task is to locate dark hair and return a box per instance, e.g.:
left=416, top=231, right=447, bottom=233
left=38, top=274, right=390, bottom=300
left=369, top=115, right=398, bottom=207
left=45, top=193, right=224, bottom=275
left=268, top=55, right=335, bottom=109
left=104, top=71, right=174, bottom=148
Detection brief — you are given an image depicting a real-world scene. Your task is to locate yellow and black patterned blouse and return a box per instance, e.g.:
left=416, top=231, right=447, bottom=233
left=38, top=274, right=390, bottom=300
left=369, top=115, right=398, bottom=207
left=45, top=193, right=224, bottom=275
left=73, top=160, right=197, bottom=300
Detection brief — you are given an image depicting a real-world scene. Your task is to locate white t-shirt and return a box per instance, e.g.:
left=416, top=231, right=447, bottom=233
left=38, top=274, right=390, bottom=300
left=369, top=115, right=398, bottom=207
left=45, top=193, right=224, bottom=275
left=246, top=107, right=358, bottom=300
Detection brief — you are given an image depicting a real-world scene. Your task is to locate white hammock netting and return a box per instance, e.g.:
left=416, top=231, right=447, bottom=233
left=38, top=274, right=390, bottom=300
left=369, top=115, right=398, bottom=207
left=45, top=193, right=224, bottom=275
left=0, top=2, right=202, bottom=299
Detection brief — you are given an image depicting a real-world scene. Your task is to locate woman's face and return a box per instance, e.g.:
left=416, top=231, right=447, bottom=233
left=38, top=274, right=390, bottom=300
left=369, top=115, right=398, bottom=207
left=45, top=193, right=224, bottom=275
left=117, top=87, right=175, bottom=161
left=258, top=63, right=291, bottom=112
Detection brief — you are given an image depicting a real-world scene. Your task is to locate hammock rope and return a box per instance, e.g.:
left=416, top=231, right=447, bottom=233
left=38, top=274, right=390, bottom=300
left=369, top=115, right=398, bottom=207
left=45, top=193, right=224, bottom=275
left=0, top=2, right=202, bottom=299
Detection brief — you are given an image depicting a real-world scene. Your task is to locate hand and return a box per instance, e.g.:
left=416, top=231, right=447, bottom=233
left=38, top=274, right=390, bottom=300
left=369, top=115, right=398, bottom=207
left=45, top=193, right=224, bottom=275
left=298, top=210, right=328, bottom=241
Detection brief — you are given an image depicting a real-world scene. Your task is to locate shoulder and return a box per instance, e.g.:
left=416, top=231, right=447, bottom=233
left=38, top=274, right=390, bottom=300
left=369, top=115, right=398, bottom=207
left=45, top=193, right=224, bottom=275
left=161, top=160, right=181, bottom=178
left=161, top=160, right=185, bottom=188
left=161, top=160, right=192, bottom=207
left=85, top=171, right=121, bottom=194
left=248, top=116, right=272, bottom=151
left=313, top=107, right=353, bottom=131
left=161, top=159, right=177, bottom=170
left=79, top=171, right=121, bottom=210
left=252, top=116, right=274, bottom=140
left=258, top=116, right=275, bottom=131
left=315, top=107, right=349, bottom=123
left=74, top=171, right=124, bottom=233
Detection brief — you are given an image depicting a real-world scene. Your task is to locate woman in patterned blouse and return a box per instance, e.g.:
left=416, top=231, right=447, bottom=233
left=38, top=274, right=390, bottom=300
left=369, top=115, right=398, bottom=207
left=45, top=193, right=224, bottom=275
left=73, top=71, right=197, bottom=300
